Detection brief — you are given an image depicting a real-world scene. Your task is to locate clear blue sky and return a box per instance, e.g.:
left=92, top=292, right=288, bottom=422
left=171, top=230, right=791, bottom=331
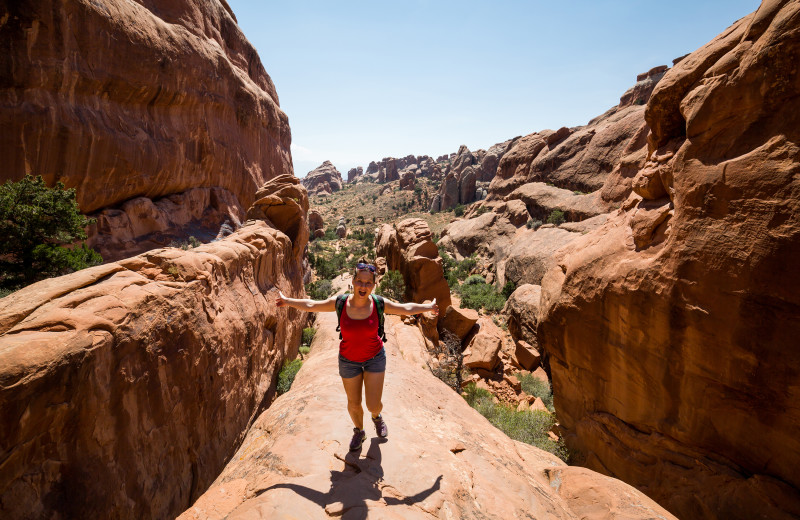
left=226, top=0, right=760, bottom=177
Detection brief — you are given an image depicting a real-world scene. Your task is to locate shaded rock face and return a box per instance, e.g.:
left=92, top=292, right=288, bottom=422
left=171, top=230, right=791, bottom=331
left=538, top=4, right=800, bottom=519
left=0, top=175, right=310, bottom=519
left=87, top=186, right=245, bottom=262
left=433, top=142, right=513, bottom=210
left=308, top=209, right=324, bottom=233
left=375, top=218, right=451, bottom=325
left=301, top=161, right=343, bottom=196
left=178, top=311, right=676, bottom=520
left=0, top=0, right=291, bottom=217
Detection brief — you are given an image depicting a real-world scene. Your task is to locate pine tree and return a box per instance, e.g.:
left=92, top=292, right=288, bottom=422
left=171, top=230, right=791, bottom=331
left=0, top=175, right=103, bottom=290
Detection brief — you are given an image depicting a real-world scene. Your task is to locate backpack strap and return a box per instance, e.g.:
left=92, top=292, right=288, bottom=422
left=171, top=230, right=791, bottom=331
left=335, top=294, right=348, bottom=339
left=371, top=294, right=387, bottom=342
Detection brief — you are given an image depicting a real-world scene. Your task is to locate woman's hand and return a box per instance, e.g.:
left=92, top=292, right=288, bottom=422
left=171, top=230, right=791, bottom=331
left=276, top=290, right=288, bottom=308
left=428, top=298, right=439, bottom=316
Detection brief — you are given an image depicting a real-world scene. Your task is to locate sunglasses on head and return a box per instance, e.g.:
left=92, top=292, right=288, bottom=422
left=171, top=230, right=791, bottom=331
left=356, top=263, right=376, bottom=273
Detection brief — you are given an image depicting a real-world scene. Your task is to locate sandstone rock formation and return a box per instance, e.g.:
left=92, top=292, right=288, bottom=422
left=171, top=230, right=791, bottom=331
left=0, top=0, right=291, bottom=257
left=335, top=216, right=347, bottom=238
left=308, top=209, right=324, bottom=234
left=537, top=3, right=800, bottom=519
left=399, top=170, right=416, bottom=190
left=301, top=161, right=344, bottom=196
left=619, top=65, right=668, bottom=108
left=88, top=186, right=244, bottom=262
left=347, top=166, right=363, bottom=183
left=178, top=311, right=676, bottom=520
left=0, top=176, right=310, bottom=519
left=375, top=219, right=451, bottom=325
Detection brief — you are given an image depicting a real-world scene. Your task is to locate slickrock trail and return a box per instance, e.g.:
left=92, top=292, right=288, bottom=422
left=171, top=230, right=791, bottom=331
left=180, top=312, right=674, bottom=520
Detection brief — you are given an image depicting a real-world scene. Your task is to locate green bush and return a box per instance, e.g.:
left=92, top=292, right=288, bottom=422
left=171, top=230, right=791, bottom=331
left=277, top=358, right=303, bottom=395
left=458, top=275, right=506, bottom=312
left=463, top=383, right=567, bottom=461
left=526, top=219, right=543, bottom=230
left=306, top=279, right=333, bottom=300
left=439, top=247, right=477, bottom=289
left=312, top=250, right=349, bottom=279
left=170, top=235, right=202, bottom=250
left=0, top=175, right=102, bottom=290
left=517, top=372, right=555, bottom=412
left=546, top=209, right=565, bottom=226
left=376, top=270, right=405, bottom=302
left=502, top=280, right=517, bottom=299
left=301, top=327, right=316, bottom=347
left=453, top=204, right=465, bottom=217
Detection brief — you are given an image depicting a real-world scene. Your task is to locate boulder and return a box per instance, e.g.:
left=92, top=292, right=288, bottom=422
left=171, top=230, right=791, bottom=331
left=440, top=171, right=460, bottom=211
left=463, top=317, right=503, bottom=371
left=439, top=306, right=479, bottom=340
left=503, top=284, right=541, bottom=346
left=301, top=161, right=343, bottom=196
left=538, top=4, right=800, bottom=518
left=308, top=209, right=324, bottom=232
left=514, top=341, right=541, bottom=371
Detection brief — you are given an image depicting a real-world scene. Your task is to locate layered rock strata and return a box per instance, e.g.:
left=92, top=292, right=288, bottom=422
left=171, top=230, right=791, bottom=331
left=178, top=311, right=676, bottom=520
left=0, top=0, right=291, bottom=216
left=0, top=177, right=310, bottom=519
left=538, top=3, right=800, bottom=519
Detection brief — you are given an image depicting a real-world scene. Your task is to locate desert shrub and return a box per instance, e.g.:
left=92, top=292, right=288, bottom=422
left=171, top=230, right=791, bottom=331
left=313, top=250, right=349, bottom=279
left=322, top=226, right=338, bottom=241
left=0, top=175, right=102, bottom=290
left=526, top=219, right=543, bottom=230
left=475, top=205, right=490, bottom=216
left=306, top=279, right=333, bottom=300
left=376, top=270, right=405, bottom=302
left=546, top=209, right=565, bottom=226
left=458, top=275, right=506, bottom=312
left=170, top=235, right=202, bottom=250
left=453, top=204, right=465, bottom=217
left=439, top=248, right=477, bottom=289
left=427, top=329, right=466, bottom=391
left=301, top=327, right=316, bottom=347
left=502, top=280, right=517, bottom=299
left=517, top=372, right=555, bottom=412
left=462, top=382, right=567, bottom=461
left=277, top=359, right=303, bottom=395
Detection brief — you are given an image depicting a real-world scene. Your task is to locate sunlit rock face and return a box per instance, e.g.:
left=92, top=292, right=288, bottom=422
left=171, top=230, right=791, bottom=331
left=177, top=311, right=676, bottom=520
left=301, top=161, right=344, bottom=196
left=0, top=0, right=292, bottom=256
left=0, top=175, right=310, bottom=519
left=538, top=3, right=800, bottom=519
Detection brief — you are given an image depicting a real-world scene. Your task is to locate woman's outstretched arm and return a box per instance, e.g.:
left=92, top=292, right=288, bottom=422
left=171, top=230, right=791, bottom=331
left=275, top=290, right=337, bottom=313
left=383, top=298, right=439, bottom=317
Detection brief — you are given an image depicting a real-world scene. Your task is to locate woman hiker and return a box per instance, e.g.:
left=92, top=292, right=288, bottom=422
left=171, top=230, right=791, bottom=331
left=276, top=262, right=439, bottom=451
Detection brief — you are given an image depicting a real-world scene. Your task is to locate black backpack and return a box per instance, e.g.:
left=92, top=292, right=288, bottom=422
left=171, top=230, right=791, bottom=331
left=335, top=294, right=387, bottom=342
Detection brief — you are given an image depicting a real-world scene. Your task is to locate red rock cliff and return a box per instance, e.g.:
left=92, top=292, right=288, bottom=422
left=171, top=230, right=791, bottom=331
left=538, top=2, right=800, bottom=518
left=0, top=0, right=291, bottom=254
left=0, top=176, right=309, bottom=519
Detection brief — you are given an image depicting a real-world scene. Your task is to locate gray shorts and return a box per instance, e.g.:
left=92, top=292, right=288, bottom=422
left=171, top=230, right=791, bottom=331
left=338, top=348, right=386, bottom=378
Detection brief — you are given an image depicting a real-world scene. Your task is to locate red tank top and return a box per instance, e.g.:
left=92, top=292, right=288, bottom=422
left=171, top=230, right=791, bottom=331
left=339, top=298, right=384, bottom=362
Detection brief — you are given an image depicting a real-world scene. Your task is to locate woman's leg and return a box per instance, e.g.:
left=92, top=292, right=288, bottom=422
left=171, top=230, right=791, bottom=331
left=341, top=374, right=365, bottom=429
left=363, top=370, right=385, bottom=419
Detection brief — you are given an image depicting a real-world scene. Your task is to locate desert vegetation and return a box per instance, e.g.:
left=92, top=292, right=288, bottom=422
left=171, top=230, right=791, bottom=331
left=0, top=175, right=103, bottom=296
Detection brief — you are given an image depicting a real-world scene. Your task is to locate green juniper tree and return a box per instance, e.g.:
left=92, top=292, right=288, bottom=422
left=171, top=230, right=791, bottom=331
left=0, top=175, right=102, bottom=290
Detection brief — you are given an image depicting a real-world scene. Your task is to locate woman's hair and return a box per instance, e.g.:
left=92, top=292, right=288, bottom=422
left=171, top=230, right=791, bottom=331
left=355, top=262, right=377, bottom=283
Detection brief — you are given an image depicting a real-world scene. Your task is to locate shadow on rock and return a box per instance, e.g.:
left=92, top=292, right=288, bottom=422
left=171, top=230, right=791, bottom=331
left=256, top=438, right=442, bottom=518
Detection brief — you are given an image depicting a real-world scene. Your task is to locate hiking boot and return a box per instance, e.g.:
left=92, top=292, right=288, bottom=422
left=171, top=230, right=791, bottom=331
left=372, top=415, right=388, bottom=438
left=349, top=428, right=366, bottom=451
